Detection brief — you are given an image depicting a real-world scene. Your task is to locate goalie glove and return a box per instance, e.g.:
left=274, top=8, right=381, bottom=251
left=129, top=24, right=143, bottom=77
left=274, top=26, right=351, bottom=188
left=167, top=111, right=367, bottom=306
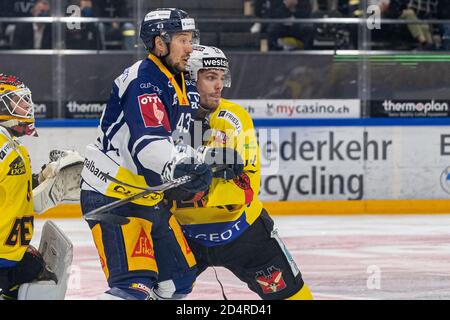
left=33, top=150, right=84, bottom=214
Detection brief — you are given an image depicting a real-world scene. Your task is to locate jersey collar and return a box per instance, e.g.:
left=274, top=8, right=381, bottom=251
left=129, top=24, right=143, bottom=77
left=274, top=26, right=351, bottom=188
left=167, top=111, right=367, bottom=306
left=148, top=53, right=189, bottom=106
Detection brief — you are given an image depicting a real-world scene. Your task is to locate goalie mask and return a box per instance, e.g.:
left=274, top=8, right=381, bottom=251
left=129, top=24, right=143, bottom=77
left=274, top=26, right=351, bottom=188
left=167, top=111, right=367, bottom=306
left=0, top=74, right=37, bottom=137
left=186, top=45, right=231, bottom=87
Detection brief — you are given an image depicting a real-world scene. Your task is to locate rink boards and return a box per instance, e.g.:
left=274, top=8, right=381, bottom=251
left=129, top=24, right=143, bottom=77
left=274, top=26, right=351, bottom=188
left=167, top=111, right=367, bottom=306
left=26, top=117, right=450, bottom=218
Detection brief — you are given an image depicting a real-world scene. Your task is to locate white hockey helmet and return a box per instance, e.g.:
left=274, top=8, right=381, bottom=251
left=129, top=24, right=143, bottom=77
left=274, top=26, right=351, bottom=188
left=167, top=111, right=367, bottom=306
left=186, top=45, right=231, bottom=87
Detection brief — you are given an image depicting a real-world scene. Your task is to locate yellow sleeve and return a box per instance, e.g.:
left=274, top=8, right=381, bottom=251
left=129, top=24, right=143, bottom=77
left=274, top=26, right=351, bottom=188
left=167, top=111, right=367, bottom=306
left=0, top=133, right=10, bottom=178
left=203, top=100, right=260, bottom=207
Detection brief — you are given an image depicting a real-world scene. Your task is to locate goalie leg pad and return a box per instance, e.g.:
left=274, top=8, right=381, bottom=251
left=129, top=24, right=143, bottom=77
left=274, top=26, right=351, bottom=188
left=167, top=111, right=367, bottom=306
left=18, top=221, right=73, bottom=300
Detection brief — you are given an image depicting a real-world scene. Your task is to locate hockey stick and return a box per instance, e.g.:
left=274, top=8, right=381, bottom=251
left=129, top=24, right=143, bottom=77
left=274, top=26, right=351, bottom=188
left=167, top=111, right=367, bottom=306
left=103, top=163, right=228, bottom=191
left=103, top=173, right=149, bottom=191
left=84, top=164, right=228, bottom=225
left=83, top=175, right=193, bottom=225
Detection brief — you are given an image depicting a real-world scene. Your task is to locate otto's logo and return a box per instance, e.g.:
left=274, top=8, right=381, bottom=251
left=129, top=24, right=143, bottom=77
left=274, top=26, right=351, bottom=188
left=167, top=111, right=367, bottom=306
left=138, top=93, right=171, bottom=131
left=255, top=266, right=287, bottom=294
left=440, top=167, right=450, bottom=194
left=212, top=129, right=228, bottom=145
left=7, top=156, right=26, bottom=176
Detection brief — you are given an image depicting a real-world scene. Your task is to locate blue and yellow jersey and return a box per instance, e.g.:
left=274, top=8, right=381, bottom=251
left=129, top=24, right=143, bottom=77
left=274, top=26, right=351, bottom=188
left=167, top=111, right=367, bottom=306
left=171, top=99, right=263, bottom=247
left=81, top=53, right=201, bottom=207
left=0, top=127, right=34, bottom=268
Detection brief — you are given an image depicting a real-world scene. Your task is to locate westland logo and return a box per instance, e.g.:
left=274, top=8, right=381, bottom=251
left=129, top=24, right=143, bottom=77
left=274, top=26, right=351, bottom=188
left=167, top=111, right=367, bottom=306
left=440, top=167, right=450, bottom=194
left=202, top=57, right=228, bottom=68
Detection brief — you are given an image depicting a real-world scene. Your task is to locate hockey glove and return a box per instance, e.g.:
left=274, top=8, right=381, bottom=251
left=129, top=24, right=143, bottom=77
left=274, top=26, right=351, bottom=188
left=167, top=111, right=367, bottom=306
left=197, top=146, right=244, bottom=180
left=162, top=144, right=213, bottom=194
left=173, top=162, right=212, bottom=193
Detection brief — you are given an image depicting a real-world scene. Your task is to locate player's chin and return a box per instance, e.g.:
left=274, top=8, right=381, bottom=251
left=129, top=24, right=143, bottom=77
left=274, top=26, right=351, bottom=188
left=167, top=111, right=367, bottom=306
left=178, top=61, right=188, bottom=71
left=207, top=97, right=220, bottom=109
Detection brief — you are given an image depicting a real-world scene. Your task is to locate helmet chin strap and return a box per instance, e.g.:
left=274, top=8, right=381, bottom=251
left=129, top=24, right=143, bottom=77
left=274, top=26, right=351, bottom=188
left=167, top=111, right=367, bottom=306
left=156, top=40, right=179, bottom=75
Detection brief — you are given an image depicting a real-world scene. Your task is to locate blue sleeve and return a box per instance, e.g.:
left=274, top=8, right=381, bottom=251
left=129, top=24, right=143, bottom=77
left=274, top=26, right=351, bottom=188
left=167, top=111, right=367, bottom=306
left=121, top=79, right=177, bottom=186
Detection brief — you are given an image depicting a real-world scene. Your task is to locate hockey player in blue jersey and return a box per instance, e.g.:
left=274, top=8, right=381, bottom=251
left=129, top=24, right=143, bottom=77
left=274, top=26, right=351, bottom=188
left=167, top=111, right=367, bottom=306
left=80, top=8, right=212, bottom=300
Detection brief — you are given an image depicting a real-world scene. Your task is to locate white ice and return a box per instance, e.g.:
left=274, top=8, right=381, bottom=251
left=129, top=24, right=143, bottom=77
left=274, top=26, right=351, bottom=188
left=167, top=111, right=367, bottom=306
left=32, top=214, right=450, bottom=300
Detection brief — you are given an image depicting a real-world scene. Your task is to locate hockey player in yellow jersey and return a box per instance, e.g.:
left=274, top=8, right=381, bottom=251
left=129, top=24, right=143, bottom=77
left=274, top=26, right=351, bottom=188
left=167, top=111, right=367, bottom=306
left=0, top=74, right=77, bottom=299
left=166, top=45, right=313, bottom=300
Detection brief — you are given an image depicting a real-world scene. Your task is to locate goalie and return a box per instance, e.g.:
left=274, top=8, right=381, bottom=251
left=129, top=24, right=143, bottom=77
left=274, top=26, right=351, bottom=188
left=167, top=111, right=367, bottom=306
left=0, top=74, right=79, bottom=300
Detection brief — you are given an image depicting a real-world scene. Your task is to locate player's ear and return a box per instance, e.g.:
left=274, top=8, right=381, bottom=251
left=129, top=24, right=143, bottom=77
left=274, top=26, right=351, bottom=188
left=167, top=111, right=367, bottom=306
left=154, top=36, right=168, bottom=57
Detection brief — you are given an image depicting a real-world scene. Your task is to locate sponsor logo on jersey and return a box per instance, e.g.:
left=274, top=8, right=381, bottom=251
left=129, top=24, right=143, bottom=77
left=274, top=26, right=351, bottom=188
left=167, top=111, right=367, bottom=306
left=132, top=228, right=154, bottom=259
left=119, top=67, right=130, bottom=82
left=0, top=141, right=13, bottom=161
left=233, top=173, right=254, bottom=205
left=83, top=159, right=108, bottom=183
left=255, top=266, right=287, bottom=294
left=202, top=57, right=228, bottom=69
left=130, top=283, right=152, bottom=299
left=7, top=156, right=26, bottom=176
left=138, top=93, right=171, bottom=131
left=112, top=184, right=161, bottom=201
left=140, top=82, right=162, bottom=95
left=188, top=91, right=200, bottom=109
left=183, top=213, right=250, bottom=246
left=217, top=110, right=242, bottom=133
left=212, top=129, right=228, bottom=145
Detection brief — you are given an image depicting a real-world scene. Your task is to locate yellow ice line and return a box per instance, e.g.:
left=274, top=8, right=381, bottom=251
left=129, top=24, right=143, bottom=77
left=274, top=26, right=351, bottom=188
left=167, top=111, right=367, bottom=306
left=36, top=199, right=450, bottom=219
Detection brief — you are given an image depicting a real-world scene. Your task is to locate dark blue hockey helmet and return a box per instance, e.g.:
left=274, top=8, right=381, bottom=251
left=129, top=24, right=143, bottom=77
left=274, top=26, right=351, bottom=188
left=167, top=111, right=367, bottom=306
left=139, top=8, right=199, bottom=51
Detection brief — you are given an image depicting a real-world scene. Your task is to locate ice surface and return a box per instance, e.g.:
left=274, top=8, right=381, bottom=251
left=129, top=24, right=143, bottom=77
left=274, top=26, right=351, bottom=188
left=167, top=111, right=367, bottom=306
left=32, top=214, right=450, bottom=300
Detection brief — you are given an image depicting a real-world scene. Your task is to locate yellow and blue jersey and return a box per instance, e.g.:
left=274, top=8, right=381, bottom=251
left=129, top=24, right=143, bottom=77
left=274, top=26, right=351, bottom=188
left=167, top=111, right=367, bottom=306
left=0, top=127, right=34, bottom=268
left=171, top=99, right=263, bottom=247
left=81, top=53, right=201, bottom=206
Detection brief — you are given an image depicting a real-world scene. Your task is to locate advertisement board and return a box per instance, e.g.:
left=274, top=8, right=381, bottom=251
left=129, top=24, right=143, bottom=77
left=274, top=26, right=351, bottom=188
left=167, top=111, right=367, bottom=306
left=23, top=125, right=450, bottom=202
left=232, top=99, right=360, bottom=119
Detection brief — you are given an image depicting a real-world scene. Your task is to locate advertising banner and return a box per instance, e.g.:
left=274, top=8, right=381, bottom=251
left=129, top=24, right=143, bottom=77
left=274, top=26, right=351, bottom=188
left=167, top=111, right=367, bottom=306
left=23, top=126, right=450, bottom=202
left=369, top=100, right=450, bottom=118
left=258, top=126, right=450, bottom=201
left=233, top=99, right=360, bottom=119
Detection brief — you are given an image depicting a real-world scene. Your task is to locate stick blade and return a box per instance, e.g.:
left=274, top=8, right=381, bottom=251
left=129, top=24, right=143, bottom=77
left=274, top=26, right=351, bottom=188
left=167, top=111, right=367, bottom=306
left=84, top=212, right=130, bottom=225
